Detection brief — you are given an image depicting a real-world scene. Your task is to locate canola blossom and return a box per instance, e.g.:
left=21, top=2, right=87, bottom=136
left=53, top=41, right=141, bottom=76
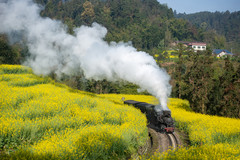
left=0, top=65, right=148, bottom=159
left=98, top=88, right=240, bottom=159
left=98, top=93, right=240, bottom=159
left=146, top=98, right=240, bottom=159
left=1, top=64, right=240, bottom=159
left=168, top=99, right=240, bottom=145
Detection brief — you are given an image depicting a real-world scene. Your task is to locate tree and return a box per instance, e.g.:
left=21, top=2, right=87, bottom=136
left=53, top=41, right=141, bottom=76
left=81, top=1, right=95, bottom=25
left=200, top=22, right=207, bottom=31
left=64, top=18, right=75, bottom=34
left=169, top=18, right=198, bottom=41
left=181, top=50, right=214, bottom=114
left=164, top=21, right=172, bottom=48
left=86, top=79, right=119, bottom=94
left=0, top=36, right=20, bottom=64
left=173, top=43, right=186, bottom=99
left=212, top=34, right=226, bottom=49
left=234, top=64, right=240, bottom=118
left=216, top=57, right=240, bottom=118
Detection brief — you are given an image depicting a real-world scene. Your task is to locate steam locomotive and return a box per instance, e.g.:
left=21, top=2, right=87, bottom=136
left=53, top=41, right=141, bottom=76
left=124, top=99, right=174, bottom=133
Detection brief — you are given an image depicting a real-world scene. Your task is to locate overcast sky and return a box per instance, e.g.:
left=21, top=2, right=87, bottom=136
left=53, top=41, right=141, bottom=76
left=157, top=0, right=240, bottom=14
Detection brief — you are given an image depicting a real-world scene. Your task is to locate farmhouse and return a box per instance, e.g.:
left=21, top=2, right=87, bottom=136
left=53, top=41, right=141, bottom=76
left=171, top=41, right=207, bottom=52
left=212, top=49, right=234, bottom=57
left=188, top=42, right=207, bottom=51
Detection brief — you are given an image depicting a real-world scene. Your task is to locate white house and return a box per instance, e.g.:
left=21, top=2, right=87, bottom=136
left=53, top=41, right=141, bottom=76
left=188, top=42, right=207, bottom=52
left=171, top=41, right=207, bottom=52
left=212, top=49, right=234, bottom=57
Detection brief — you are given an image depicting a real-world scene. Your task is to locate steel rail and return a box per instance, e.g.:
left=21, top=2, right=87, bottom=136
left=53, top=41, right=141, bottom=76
left=166, top=133, right=179, bottom=149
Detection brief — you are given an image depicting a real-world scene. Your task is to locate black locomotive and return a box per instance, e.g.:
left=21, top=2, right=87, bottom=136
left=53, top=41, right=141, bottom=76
left=124, top=100, right=174, bottom=133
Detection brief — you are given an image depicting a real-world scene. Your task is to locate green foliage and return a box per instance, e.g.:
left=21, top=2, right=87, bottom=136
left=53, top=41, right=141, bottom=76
left=203, top=30, right=226, bottom=49
left=0, top=37, right=20, bottom=64
left=176, top=11, right=240, bottom=55
left=168, top=18, right=198, bottom=41
left=172, top=44, right=187, bottom=99
left=171, top=50, right=240, bottom=118
left=86, top=79, right=119, bottom=94
left=34, top=0, right=48, bottom=5
left=208, top=57, right=240, bottom=118
left=184, top=51, right=214, bottom=114
left=62, top=75, right=149, bottom=95
left=81, top=1, right=95, bottom=25
left=38, top=0, right=198, bottom=53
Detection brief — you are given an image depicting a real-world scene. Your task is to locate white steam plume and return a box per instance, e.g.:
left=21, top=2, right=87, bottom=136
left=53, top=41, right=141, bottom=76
left=0, top=0, right=172, bottom=110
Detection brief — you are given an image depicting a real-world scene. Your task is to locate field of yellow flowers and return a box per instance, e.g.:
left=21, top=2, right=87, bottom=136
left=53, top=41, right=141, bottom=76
left=147, top=98, right=240, bottom=159
left=96, top=94, right=240, bottom=159
left=0, top=65, right=149, bottom=159
left=1, top=64, right=240, bottom=159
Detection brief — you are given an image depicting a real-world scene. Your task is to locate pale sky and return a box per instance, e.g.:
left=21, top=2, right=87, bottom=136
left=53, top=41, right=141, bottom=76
left=157, top=0, right=240, bottom=14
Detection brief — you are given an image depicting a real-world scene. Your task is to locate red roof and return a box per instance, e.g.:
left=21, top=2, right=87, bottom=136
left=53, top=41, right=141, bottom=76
left=175, top=41, right=206, bottom=46
left=189, top=42, right=206, bottom=46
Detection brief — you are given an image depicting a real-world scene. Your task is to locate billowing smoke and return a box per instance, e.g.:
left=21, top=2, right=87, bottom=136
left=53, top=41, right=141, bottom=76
left=0, top=0, right=172, bottom=110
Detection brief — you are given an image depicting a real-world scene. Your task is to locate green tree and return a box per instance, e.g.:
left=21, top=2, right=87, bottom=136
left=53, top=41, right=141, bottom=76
left=164, top=21, right=172, bottom=48
left=169, top=18, right=197, bottom=41
left=0, top=37, right=20, bottom=64
left=64, top=18, right=75, bottom=34
left=212, top=34, right=226, bottom=49
left=217, top=57, right=240, bottom=118
left=200, top=22, right=207, bottom=31
left=86, top=79, right=119, bottom=94
left=181, top=50, right=214, bottom=114
left=233, top=64, right=240, bottom=118
left=81, top=1, right=95, bottom=25
left=173, top=43, right=186, bottom=99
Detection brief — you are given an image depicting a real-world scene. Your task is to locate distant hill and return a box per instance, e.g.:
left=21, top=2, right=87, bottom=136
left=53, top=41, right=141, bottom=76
left=34, top=0, right=201, bottom=55
left=175, top=11, right=240, bottom=54
left=3, top=0, right=239, bottom=61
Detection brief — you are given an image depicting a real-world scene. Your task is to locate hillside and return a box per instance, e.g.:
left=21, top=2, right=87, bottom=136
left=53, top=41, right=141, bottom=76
left=35, top=0, right=200, bottom=54
left=2, top=0, right=240, bottom=61
left=1, top=65, right=240, bottom=159
left=1, top=0, right=239, bottom=120
left=175, top=11, right=240, bottom=54
left=0, top=65, right=148, bottom=159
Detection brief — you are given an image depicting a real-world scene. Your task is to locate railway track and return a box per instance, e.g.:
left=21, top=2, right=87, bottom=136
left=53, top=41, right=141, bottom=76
left=166, top=132, right=179, bottom=149
left=136, top=128, right=181, bottom=157
left=148, top=127, right=180, bottom=153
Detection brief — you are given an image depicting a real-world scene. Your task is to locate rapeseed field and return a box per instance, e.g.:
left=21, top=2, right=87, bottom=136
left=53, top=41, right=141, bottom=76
left=1, top=64, right=240, bottom=159
left=147, top=98, right=240, bottom=159
left=0, top=65, right=148, bottom=159
left=99, top=94, right=240, bottom=159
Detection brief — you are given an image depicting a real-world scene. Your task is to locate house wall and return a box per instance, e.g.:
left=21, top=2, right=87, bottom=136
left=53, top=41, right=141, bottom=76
left=192, top=45, right=206, bottom=51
